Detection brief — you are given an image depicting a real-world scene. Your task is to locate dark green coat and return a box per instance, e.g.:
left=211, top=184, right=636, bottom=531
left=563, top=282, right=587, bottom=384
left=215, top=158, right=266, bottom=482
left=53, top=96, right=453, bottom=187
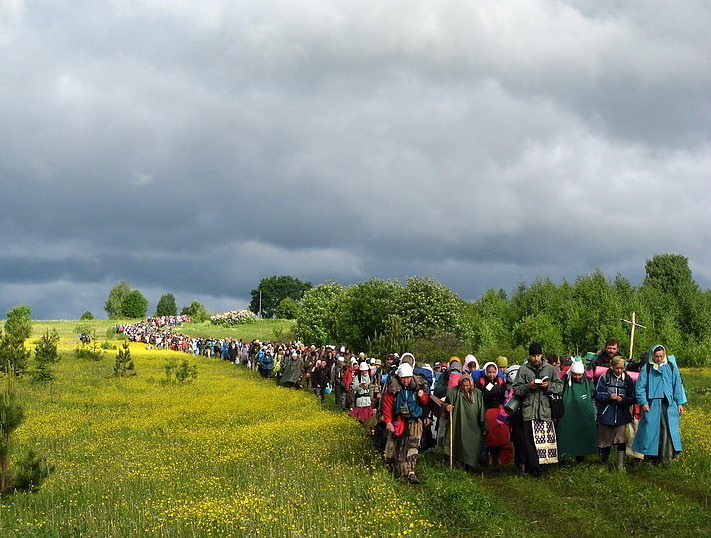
left=443, top=385, right=486, bottom=467
left=556, top=376, right=597, bottom=458
left=280, top=356, right=304, bottom=385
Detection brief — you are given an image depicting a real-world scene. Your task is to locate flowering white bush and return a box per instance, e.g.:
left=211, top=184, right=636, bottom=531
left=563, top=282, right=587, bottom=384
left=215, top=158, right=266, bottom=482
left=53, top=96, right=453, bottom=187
left=210, top=309, right=257, bottom=326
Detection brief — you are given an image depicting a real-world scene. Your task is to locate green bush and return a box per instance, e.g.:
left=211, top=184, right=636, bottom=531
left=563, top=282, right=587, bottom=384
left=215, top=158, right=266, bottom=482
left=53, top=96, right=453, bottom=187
left=275, top=298, right=301, bottom=320
left=181, top=301, right=208, bottom=323
left=210, top=310, right=257, bottom=326
left=162, top=358, right=197, bottom=384
left=75, top=331, right=105, bottom=361
left=11, top=449, right=54, bottom=494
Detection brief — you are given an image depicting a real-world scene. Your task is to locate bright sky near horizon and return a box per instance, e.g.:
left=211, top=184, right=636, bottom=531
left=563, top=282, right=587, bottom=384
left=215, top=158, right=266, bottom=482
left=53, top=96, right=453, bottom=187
left=1, top=0, right=710, bottom=319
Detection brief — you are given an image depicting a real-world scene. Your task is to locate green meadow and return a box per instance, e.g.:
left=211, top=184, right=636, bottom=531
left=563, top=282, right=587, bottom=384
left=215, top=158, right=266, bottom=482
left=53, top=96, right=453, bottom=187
left=0, top=321, right=708, bottom=536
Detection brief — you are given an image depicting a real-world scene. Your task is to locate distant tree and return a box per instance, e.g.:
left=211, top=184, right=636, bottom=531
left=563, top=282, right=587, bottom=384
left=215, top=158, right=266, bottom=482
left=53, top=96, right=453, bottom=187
left=249, top=276, right=312, bottom=318
left=470, top=288, right=512, bottom=350
left=5, top=305, right=32, bottom=341
left=566, top=270, right=626, bottom=354
left=333, top=278, right=400, bottom=352
left=275, top=298, right=300, bottom=320
left=395, top=277, right=466, bottom=339
left=643, top=254, right=697, bottom=295
left=119, top=290, right=148, bottom=319
left=105, top=281, right=131, bottom=319
left=181, top=301, right=208, bottom=323
left=512, top=312, right=564, bottom=355
left=155, top=294, right=178, bottom=317
left=80, top=311, right=94, bottom=321
left=294, top=282, right=344, bottom=346
left=366, top=314, right=414, bottom=361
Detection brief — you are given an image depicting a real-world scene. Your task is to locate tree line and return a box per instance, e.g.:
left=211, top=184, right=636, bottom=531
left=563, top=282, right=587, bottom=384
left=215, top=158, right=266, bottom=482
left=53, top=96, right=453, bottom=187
left=292, top=254, right=711, bottom=367
left=101, top=281, right=209, bottom=322
left=85, top=254, right=711, bottom=366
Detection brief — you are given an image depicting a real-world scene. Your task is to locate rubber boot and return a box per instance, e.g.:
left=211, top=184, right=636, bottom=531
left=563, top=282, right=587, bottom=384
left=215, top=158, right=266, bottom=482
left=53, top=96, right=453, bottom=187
left=616, top=445, right=626, bottom=471
left=491, top=453, right=501, bottom=472
left=598, top=447, right=611, bottom=465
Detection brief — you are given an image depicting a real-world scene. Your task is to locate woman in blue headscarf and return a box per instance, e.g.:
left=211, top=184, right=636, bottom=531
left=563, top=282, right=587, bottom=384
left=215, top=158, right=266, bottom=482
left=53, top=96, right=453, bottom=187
left=632, top=344, right=687, bottom=463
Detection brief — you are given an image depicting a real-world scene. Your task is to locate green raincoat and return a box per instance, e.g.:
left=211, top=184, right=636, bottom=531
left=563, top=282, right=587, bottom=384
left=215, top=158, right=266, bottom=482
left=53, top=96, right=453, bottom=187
left=556, top=374, right=597, bottom=459
left=444, top=377, right=486, bottom=468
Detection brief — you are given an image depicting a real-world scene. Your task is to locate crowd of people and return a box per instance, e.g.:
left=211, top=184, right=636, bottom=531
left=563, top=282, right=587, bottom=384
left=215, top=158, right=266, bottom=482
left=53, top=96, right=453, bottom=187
left=118, top=320, right=688, bottom=484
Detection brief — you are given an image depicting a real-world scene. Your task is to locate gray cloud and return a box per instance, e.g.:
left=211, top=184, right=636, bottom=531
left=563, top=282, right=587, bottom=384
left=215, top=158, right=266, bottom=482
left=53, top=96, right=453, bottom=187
left=1, top=1, right=709, bottom=319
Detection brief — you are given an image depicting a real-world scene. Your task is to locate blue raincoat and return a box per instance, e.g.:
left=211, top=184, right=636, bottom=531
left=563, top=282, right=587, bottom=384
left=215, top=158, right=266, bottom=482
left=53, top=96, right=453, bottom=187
left=632, top=344, right=687, bottom=455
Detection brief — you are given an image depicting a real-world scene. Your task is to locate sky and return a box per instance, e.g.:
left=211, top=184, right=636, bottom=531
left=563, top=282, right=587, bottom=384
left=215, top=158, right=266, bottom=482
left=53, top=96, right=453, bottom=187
left=1, top=0, right=710, bottom=320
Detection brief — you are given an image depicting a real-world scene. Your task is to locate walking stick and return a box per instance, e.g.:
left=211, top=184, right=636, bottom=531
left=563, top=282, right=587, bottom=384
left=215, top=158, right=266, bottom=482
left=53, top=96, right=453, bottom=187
left=449, top=406, right=454, bottom=468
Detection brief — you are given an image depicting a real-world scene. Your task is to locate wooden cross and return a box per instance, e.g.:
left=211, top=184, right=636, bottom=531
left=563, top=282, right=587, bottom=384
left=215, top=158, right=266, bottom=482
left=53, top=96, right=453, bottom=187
left=621, top=312, right=646, bottom=362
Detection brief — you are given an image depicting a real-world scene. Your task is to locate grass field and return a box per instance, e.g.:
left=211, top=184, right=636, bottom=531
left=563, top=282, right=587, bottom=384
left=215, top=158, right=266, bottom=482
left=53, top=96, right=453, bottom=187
left=20, top=318, right=297, bottom=343
left=0, top=321, right=709, bottom=537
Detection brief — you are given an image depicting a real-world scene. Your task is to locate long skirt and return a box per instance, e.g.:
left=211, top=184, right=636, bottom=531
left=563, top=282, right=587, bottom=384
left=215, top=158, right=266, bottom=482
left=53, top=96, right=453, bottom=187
left=485, top=408, right=511, bottom=447
left=349, top=406, right=374, bottom=421
left=656, top=400, right=680, bottom=463
left=485, top=407, right=514, bottom=465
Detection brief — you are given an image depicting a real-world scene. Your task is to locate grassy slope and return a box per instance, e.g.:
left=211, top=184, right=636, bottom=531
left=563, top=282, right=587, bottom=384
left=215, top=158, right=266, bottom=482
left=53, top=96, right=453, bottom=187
left=0, top=322, right=709, bottom=537
left=23, top=318, right=297, bottom=343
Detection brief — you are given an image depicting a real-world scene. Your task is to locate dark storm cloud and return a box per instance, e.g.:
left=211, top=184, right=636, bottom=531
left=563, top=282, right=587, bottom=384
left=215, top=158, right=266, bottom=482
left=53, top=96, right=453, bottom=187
left=1, top=1, right=709, bottom=319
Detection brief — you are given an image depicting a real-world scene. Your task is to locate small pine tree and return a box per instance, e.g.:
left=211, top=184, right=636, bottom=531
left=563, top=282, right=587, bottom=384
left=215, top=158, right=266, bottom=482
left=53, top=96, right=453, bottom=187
left=80, top=311, right=94, bottom=320
left=32, top=330, right=58, bottom=383
left=0, top=330, right=31, bottom=374
left=12, top=449, right=54, bottom=493
left=113, top=341, right=136, bottom=377
left=163, top=358, right=197, bottom=384
left=35, top=330, right=60, bottom=364
left=1, top=365, right=53, bottom=497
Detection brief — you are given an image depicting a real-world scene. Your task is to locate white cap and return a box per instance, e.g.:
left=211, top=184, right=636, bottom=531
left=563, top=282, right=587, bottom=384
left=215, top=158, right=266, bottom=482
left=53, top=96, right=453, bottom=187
left=570, top=360, right=585, bottom=374
left=396, top=363, right=414, bottom=378
left=359, top=362, right=369, bottom=371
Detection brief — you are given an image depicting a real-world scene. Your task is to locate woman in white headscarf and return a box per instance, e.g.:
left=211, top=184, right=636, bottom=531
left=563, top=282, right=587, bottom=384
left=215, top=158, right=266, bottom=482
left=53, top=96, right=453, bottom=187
left=556, top=360, right=597, bottom=463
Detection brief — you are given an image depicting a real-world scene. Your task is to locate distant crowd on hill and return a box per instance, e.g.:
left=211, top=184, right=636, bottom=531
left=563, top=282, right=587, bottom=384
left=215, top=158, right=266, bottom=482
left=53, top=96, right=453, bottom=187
left=117, top=319, right=687, bottom=484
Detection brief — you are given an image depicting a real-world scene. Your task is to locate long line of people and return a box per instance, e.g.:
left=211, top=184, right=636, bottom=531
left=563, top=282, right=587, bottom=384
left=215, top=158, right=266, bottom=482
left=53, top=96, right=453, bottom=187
left=118, top=321, right=688, bottom=484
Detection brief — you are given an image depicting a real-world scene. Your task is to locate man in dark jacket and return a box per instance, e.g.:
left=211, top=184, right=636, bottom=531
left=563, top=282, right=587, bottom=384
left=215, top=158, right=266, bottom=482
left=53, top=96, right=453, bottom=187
left=311, top=358, right=330, bottom=402
left=590, top=339, right=621, bottom=372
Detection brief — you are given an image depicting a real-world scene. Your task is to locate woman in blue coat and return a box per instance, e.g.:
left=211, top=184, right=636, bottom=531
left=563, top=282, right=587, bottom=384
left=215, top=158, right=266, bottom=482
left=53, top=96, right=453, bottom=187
left=632, top=344, right=687, bottom=463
